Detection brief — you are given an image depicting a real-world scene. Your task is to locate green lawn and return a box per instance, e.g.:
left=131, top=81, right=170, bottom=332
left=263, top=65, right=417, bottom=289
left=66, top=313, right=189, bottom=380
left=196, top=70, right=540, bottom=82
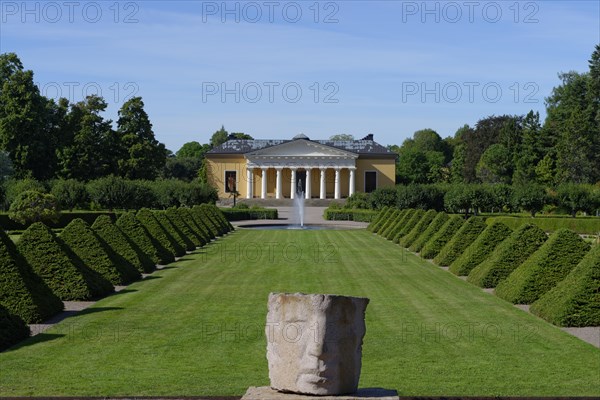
left=1, top=229, right=598, bottom=396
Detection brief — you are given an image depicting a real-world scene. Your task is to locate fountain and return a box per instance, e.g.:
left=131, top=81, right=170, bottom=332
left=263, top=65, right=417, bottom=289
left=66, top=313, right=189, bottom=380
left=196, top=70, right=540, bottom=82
left=293, top=178, right=305, bottom=228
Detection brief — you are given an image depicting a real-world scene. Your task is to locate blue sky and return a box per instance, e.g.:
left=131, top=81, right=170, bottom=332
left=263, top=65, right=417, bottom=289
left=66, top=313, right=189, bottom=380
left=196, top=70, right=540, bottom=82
left=1, top=1, right=598, bottom=152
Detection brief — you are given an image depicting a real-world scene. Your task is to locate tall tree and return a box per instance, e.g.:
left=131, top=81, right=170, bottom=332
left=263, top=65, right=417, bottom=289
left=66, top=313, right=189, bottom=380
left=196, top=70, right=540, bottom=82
left=176, top=141, right=211, bottom=159
left=115, top=97, right=166, bottom=180
left=210, top=125, right=228, bottom=147
left=329, top=134, right=354, bottom=140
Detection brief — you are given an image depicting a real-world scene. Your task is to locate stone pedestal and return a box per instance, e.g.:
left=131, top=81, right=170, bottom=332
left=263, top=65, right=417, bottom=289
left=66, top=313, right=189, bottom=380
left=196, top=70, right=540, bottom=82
left=242, top=386, right=399, bottom=400
left=265, top=292, right=369, bottom=396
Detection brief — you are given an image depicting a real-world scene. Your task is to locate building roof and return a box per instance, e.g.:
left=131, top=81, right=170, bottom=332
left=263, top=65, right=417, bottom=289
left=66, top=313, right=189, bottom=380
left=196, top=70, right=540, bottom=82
left=207, top=134, right=396, bottom=157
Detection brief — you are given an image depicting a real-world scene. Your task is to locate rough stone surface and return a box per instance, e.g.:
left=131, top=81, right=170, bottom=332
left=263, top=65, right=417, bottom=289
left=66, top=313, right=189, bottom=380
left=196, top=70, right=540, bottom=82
left=265, top=292, right=369, bottom=396
left=242, top=386, right=398, bottom=400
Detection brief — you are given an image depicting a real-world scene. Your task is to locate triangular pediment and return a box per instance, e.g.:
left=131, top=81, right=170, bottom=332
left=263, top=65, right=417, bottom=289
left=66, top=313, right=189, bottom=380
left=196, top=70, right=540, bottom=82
left=245, top=139, right=358, bottom=158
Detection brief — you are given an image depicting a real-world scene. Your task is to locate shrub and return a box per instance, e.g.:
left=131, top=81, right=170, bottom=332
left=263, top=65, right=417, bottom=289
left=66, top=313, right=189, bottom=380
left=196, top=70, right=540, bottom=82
left=396, top=184, right=445, bottom=211
left=409, top=212, right=450, bottom=253
left=92, top=215, right=155, bottom=274
left=556, top=183, right=593, bottom=217
left=208, top=204, right=234, bottom=231
left=51, top=179, right=89, bottom=211
left=166, top=207, right=203, bottom=248
left=434, top=217, right=487, bottom=266
left=178, top=207, right=212, bottom=244
left=467, top=224, right=547, bottom=288
left=221, top=208, right=278, bottom=221
left=345, top=192, right=371, bottom=209
left=136, top=209, right=180, bottom=260
left=0, top=211, right=119, bottom=231
left=444, top=184, right=488, bottom=216
left=449, top=222, right=513, bottom=276
left=420, top=215, right=465, bottom=259
left=324, top=209, right=378, bottom=222
left=3, top=178, right=47, bottom=209
left=0, top=229, right=63, bottom=323
left=116, top=212, right=163, bottom=265
left=400, top=210, right=437, bottom=248
left=87, top=176, right=136, bottom=210
left=392, top=209, right=425, bottom=244
left=0, top=305, right=30, bottom=352
left=495, top=229, right=590, bottom=304
left=371, top=208, right=397, bottom=234
left=484, top=216, right=600, bottom=235
left=189, top=206, right=217, bottom=240
left=17, top=222, right=113, bottom=300
left=61, top=219, right=140, bottom=285
left=512, top=184, right=547, bottom=217
left=9, top=191, right=60, bottom=225
left=382, top=209, right=411, bottom=239
left=530, top=244, right=600, bottom=327
left=198, top=204, right=230, bottom=235
left=369, top=187, right=397, bottom=210
left=155, top=211, right=195, bottom=252
left=367, top=206, right=389, bottom=231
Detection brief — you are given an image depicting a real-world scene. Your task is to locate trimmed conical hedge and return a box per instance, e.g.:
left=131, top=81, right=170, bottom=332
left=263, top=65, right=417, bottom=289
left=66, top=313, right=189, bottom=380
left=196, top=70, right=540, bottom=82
left=400, top=210, right=437, bottom=248
left=92, top=215, right=155, bottom=274
left=116, top=212, right=163, bottom=265
left=382, top=210, right=411, bottom=239
left=449, top=222, right=512, bottom=276
left=136, top=209, right=178, bottom=263
left=179, top=207, right=212, bottom=244
left=155, top=211, right=195, bottom=252
left=409, top=212, right=449, bottom=253
left=61, top=219, right=140, bottom=285
left=200, top=204, right=230, bottom=234
left=530, top=244, right=600, bottom=327
left=188, top=207, right=216, bottom=241
left=0, top=230, right=63, bottom=323
left=392, top=209, right=425, bottom=244
left=166, top=207, right=204, bottom=248
left=370, top=207, right=395, bottom=234
left=17, top=222, right=113, bottom=300
left=193, top=205, right=221, bottom=238
left=367, top=206, right=390, bottom=232
left=434, top=217, right=487, bottom=266
left=0, top=305, right=30, bottom=352
left=420, top=215, right=465, bottom=259
left=467, top=224, right=547, bottom=288
left=495, top=229, right=590, bottom=304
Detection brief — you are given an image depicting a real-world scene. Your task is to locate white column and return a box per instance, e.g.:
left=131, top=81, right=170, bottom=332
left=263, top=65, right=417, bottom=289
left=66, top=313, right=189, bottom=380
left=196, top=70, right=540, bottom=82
left=290, top=168, right=296, bottom=200
left=261, top=168, right=267, bottom=199
left=305, top=168, right=312, bottom=199
left=319, top=168, right=326, bottom=199
left=275, top=168, right=282, bottom=199
left=349, top=168, right=356, bottom=196
left=246, top=168, right=254, bottom=199
left=334, top=168, right=341, bottom=200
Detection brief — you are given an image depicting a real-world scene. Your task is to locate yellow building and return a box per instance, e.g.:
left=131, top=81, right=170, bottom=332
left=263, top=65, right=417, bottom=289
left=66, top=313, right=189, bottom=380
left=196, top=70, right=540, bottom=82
left=205, top=134, right=397, bottom=200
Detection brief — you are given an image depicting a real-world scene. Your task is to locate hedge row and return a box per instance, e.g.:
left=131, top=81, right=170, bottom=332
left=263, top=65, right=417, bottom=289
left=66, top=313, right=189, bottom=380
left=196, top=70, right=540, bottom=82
left=181, top=208, right=212, bottom=244
left=495, top=229, right=590, bottom=304
left=155, top=211, right=194, bottom=252
left=369, top=207, right=393, bottom=233
left=467, top=224, right=548, bottom=288
left=384, top=209, right=413, bottom=240
left=486, top=216, right=600, bottom=235
left=166, top=208, right=203, bottom=248
left=136, top=209, right=179, bottom=263
left=434, top=217, right=487, bottom=266
left=530, top=244, right=600, bottom=327
left=420, top=215, right=465, bottom=260
left=376, top=209, right=402, bottom=237
left=221, top=208, right=279, bottom=221
left=392, top=209, right=425, bottom=244
left=409, top=212, right=450, bottom=253
left=0, top=211, right=118, bottom=231
left=449, top=222, right=513, bottom=276
left=399, top=210, right=437, bottom=248
left=17, top=223, right=113, bottom=300
left=0, top=305, right=30, bottom=352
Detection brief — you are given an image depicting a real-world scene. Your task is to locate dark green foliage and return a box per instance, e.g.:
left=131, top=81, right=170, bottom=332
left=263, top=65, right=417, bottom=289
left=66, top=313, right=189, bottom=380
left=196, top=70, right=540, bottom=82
left=61, top=219, right=140, bottom=285
left=178, top=207, right=212, bottom=244
left=467, top=224, right=547, bottom=288
left=367, top=206, right=389, bottom=231
left=383, top=209, right=412, bottom=240
left=116, top=212, right=162, bottom=265
left=9, top=190, right=59, bottom=225
left=146, top=210, right=187, bottom=257
left=221, top=208, right=279, bottom=221
left=0, top=211, right=118, bottom=231
left=194, top=205, right=221, bottom=237
left=17, top=222, right=113, bottom=300
left=376, top=209, right=402, bottom=237
left=51, top=179, right=88, bottom=211
left=495, top=229, right=590, bottom=304
left=530, top=244, right=600, bottom=327
left=323, top=209, right=378, bottom=222
left=449, top=222, right=513, bottom=276
left=370, top=207, right=395, bottom=233
left=154, top=211, right=195, bottom=252
left=166, top=207, right=204, bottom=248
left=189, top=207, right=216, bottom=240
left=400, top=210, right=437, bottom=248
left=392, top=209, right=425, bottom=244
left=92, top=215, right=155, bottom=274
left=420, top=215, right=465, bottom=259
left=0, top=305, right=30, bottom=352
left=409, top=212, right=449, bottom=252
left=0, top=229, right=63, bottom=323
left=434, top=217, right=487, bottom=266
left=136, top=209, right=180, bottom=261
left=206, top=204, right=233, bottom=231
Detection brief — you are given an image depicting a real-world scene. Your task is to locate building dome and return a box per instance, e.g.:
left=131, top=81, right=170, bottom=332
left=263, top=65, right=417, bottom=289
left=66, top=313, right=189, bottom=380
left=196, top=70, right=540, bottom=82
left=293, top=133, right=310, bottom=140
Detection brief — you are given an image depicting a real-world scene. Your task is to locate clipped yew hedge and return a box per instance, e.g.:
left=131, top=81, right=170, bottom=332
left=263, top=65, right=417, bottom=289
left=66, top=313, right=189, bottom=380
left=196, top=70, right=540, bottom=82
left=367, top=206, right=390, bottom=231
left=92, top=215, right=155, bottom=274
left=383, top=209, right=411, bottom=239
left=155, top=211, right=195, bottom=252
left=392, top=209, right=425, bottom=244
left=166, top=207, right=204, bottom=248
left=0, top=305, right=30, bottom=352
left=17, top=222, right=113, bottom=300
left=409, top=212, right=450, bottom=253
left=467, top=224, right=547, bottom=288
left=179, top=207, right=212, bottom=243
left=117, top=212, right=163, bottom=265
left=420, top=215, right=465, bottom=259
left=61, top=219, right=140, bottom=285
left=0, top=230, right=63, bottom=323
left=377, top=209, right=402, bottom=238
left=324, top=209, right=378, bottom=222
left=370, top=207, right=395, bottom=233
left=194, top=205, right=221, bottom=237
left=136, top=209, right=179, bottom=262
left=530, top=244, right=600, bottom=327
left=495, top=229, right=590, bottom=304
left=201, top=204, right=231, bottom=234
left=400, top=210, right=437, bottom=248
left=434, top=217, right=487, bottom=266
left=449, top=222, right=513, bottom=276
left=190, top=206, right=217, bottom=240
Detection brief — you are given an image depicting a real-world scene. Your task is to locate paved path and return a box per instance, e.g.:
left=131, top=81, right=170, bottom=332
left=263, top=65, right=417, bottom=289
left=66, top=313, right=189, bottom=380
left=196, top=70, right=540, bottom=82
left=232, top=206, right=368, bottom=229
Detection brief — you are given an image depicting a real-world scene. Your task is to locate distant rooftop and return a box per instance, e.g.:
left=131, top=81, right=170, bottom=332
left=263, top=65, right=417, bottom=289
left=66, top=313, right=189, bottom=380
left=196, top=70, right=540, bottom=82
left=207, top=134, right=396, bottom=157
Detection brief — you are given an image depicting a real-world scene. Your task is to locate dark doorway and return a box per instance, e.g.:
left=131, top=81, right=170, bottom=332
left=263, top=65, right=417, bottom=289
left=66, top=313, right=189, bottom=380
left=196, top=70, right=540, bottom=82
left=365, top=171, right=377, bottom=193
left=296, top=171, right=307, bottom=195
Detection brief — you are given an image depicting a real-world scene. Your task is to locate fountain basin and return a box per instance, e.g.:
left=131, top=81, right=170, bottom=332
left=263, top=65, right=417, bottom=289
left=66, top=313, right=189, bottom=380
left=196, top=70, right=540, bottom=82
left=238, top=224, right=343, bottom=230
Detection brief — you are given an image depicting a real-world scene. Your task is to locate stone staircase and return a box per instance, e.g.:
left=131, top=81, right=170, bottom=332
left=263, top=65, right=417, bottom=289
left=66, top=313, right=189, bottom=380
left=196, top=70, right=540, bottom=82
left=217, top=198, right=346, bottom=208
